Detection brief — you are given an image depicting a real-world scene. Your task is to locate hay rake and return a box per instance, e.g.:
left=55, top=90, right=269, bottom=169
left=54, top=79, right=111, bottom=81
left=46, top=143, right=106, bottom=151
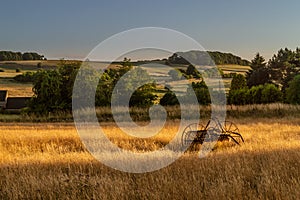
left=181, top=118, right=244, bottom=148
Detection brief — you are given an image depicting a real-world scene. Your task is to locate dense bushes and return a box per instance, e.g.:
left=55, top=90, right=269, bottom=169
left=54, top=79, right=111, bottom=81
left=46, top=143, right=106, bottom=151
left=14, top=72, right=36, bottom=82
left=28, top=60, right=158, bottom=114
left=160, top=81, right=211, bottom=106
left=159, top=91, right=179, bottom=106
left=228, top=89, right=248, bottom=105
left=228, top=49, right=300, bottom=105
left=286, top=75, right=300, bottom=104
left=188, top=81, right=211, bottom=105
left=228, top=84, right=282, bottom=105
left=261, top=84, right=282, bottom=103
left=228, top=73, right=282, bottom=105
left=161, top=75, right=284, bottom=106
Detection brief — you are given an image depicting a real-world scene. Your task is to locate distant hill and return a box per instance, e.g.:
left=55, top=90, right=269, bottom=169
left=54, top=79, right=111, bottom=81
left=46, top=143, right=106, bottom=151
left=167, top=50, right=250, bottom=66
left=0, top=51, right=46, bottom=61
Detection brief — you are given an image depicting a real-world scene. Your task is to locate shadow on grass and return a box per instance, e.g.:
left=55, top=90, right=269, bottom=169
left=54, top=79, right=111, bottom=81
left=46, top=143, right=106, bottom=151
left=1, top=147, right=299, bottom=199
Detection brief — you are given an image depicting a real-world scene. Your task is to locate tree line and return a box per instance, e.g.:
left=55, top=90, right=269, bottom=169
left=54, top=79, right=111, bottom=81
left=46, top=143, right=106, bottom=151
left=228, top=48, right=300, bottom=105
left=0, top=51, right=46, bottom=61
left=26, top=58, right=157, bottom=114
left=161, top=48, right=300, bottom=106
left=19, top=47, right=300, bottom=114
left=167, top=51, right=250, bottom=66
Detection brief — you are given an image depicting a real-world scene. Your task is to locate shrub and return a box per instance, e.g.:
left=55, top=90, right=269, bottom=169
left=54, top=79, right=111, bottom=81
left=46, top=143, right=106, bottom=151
left=230, top=74, right=247, bottom=91
left=250, top=85, right=264, bottom=104
left=286, top=75, right=300, bottom=104
left=189, top=81, right=211, bottom=105
left=14, top=72, right=36, bottom=82
left=261, top=84, right=282, bottom=103
left=228, top=88, right=248, bottom=105
left=160, top=91, right=179, bottom=106
left=37, top=62, right=42, bottom=68
left=228, top=84, right=282, bottom=105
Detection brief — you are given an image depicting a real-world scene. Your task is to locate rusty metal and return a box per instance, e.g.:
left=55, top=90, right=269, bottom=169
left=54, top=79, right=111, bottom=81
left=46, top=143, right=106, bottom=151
left=181, top=118, right=244, bottom=148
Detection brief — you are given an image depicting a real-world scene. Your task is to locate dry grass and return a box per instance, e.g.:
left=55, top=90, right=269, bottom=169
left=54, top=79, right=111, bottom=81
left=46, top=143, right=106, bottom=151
left=0, top=72, right=33, bottom=97
left=0, top=80, right=33, bottom=97
left=0, top=60, right=61, bottom=70
left=0, top=118, right=299, bottom=199
left=218, top=64, right=251, bottom=74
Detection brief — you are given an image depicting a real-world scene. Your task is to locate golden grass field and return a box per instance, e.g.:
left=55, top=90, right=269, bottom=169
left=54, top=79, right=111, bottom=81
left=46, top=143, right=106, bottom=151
left=0, top=78, right=33, bottom=97
left=0, top=118, right=299, bottom=199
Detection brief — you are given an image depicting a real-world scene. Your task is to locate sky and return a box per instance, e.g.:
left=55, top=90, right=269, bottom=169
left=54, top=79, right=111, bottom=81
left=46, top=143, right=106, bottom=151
left=1, top=0, right=300, bottom=61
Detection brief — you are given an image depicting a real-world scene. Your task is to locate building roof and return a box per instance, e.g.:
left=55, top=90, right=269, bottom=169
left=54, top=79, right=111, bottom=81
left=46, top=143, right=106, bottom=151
left=0, top=90, right=8, bottom=102
left=5, top=97, right=31, bottom=109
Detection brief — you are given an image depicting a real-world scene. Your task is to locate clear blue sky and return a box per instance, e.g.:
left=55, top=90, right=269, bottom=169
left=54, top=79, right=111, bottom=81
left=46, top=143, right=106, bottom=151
left=1, top=0, right=300, bottom=61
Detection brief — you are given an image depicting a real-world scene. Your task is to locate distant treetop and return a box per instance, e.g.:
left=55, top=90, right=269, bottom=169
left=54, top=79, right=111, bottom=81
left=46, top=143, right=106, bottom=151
left=168, top=50, right=250, bottom=66
left=0, top=51, right=46, bottom=61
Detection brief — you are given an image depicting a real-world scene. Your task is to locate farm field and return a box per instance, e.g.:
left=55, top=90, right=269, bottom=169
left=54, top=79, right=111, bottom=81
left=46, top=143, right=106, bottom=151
left=218, top=64, right=250, bottom=74
left=0, top=60, right=62, bottom=71
left=0, top=61, right=248, bottom=97
left=0, top=60, right=41, bottom=97
left=0, top=118, right=299, bottom=199
left=0, top=78, right=33, bottom=97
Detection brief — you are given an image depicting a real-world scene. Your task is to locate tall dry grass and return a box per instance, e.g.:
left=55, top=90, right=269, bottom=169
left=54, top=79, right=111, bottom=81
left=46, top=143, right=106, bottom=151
left=0, top=118, right=300, bottom=199
left=2, top=103, right=299, bottom=122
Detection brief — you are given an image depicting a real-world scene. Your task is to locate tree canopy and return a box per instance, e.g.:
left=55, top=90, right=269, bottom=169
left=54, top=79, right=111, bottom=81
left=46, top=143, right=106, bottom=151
left=268, top=48, right=300, bottom=91
left=167, top=51, right=250, bottom=66
left=247, top=53, right=270, bottom=87
left=28, top=59, right=158, bottom=114
left=286, top=75, right=300, bottom=104
left=0, top=51, right=45, bottom=61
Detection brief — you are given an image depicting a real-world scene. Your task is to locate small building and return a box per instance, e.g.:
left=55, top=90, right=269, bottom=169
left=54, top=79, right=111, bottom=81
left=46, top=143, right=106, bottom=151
left=0, top=90, right=8, bottom=109
left=5, top=97, right=31, bottom=112
left=0, top=90, right=30, bottom=112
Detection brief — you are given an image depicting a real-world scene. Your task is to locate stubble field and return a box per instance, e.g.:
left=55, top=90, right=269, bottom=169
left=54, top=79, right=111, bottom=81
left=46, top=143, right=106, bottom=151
left=0, top=118, right=299, bottom=199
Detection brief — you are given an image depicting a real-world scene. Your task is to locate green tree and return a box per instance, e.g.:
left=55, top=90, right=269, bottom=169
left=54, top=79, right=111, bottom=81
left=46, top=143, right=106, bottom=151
left=22, top=53, right=34, bottom=60
left=0, top=51, right=45, bottom=61
left=186, top=81, right=211, bottom=105
left=228, top=74, right=248, bottom=105
left=14, top=72, right=36, bottom=82
left=186, top=64, right=201, bottom=78
left=286, top=75, right=300, bottom=104
left=29, top=70, right=63, bottom=113
left=160, top=90, right=179, bottom=106
left=228, top=88, right=248, bottom=105
left=111, top=67, right=157, bottom=107
left=28, top=61, right=81, bottom=113
left=247, top=53, right=270, bottom=87
left=261, top=84, right=282, bottom=103
left=58, top=61, right=81, bottom=110
left=129, top=84, right=157, bottom=107
left=247, top=85, right=264, bottom=104
left=268, top=48, right=299, bottom=91
left=95, top=71, right=113, bottom=106
left=230, top=74, right=247, bottom=91
left=250, top=53, right=266, bottom=70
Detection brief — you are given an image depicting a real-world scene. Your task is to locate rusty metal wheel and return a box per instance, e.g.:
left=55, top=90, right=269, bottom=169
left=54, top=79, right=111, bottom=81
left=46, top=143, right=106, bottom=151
left=181, top=123, right=205, bottom=147
left=222, top=121, right=244, bottom=145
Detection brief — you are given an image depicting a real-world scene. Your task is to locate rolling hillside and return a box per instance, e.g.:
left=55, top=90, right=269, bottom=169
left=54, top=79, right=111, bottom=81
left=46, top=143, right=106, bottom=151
left=0, top=50, right=251, bottom=97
